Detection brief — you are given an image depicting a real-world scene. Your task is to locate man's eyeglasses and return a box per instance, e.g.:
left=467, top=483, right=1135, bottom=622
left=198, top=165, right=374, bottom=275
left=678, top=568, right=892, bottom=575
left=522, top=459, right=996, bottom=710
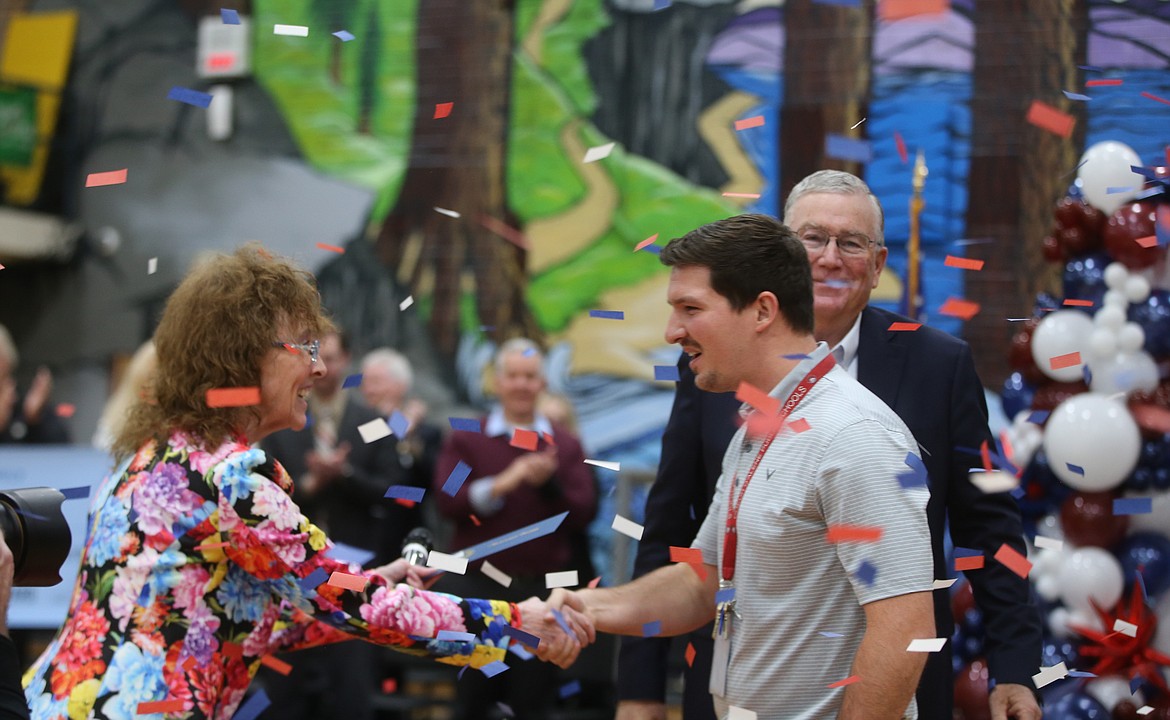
left=798, top=229, right=876, bottom=257
left=273, top=340, right=321, bottom=364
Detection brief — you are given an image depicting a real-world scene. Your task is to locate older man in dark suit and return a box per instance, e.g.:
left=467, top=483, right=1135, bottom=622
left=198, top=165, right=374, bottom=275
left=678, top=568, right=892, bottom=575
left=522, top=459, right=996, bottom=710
left=616, top=171, right=1043, bottom=720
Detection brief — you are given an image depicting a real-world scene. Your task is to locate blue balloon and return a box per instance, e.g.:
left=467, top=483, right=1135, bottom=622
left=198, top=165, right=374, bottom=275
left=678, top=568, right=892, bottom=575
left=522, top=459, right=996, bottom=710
left=1117, top=531, right=1170, bottom=596
left=1044, top=690, right=1109, bottom=719
left=1001, top=372, right=1035, bottom=419
left=1062, top=252, right=1112, bottom=310
left=1129, top=288, right=1170, bottom=357
left=1040, top=638, right=1080, bottom=669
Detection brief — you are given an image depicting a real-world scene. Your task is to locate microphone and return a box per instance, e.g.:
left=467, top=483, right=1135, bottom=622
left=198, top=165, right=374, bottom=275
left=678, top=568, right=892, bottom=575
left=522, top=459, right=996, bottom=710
left=401, top=527, right=434, bottom=566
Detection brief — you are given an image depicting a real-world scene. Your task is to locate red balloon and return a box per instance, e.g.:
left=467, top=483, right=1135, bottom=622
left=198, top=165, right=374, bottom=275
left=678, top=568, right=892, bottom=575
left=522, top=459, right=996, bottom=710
left=1114, top=700, right=1141, bottom=720
left=1043, top=233, right=1064, bottom=262
left=1060, top=491, right=1130, bottom=549
left=953, top=659, right=991, bottom=720
left=1032, top=380, right=1090, bottom=412
left=951, top=579, right=975, bottom=625
left=1009, top=319, right=1046, bottom=385
left=1104, top=201, right=1166, bottom=269
left=1130, top=378, right=1170, bottom=439
left=1054, top=197, right=1107, bottom=259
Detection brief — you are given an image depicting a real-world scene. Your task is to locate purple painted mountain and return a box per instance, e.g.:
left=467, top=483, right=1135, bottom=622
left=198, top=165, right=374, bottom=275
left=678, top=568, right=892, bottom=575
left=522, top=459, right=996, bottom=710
left=1089, top=4, right=1170, bottom=68
left=706, top=7, right=783, bottom=72
left=873, top=9, right=973, bottom=75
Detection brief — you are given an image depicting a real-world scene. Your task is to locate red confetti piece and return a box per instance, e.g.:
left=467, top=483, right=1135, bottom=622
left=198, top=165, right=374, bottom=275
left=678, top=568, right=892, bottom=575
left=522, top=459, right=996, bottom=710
left=469, top=514, right=481, bottom=526
left=939, top=298, right=981, bottom=321
left=137, top=699, right=185, bottom=714
left=735, top=381, right=780, bottom=416
left=55, top=403, right=76, bottom=418
left=721, top=192, right=762, bottom=199
left=944, top=255, right=984, bottom=271
left=510, top=428, right=539, bottom=451
left=327, top=571, right=369, bottom=592
left=994, top=544, right=1033, bottom=578
left=887, top=322, right=921, bottom=332
left=1063, top=299, right=1094, bottom=307
left=827, top=675, right=861, bottom=689
left=734, top=115, right=765, bottom=131
left=541, top=432, right=555, bottom=446
left=260, top=655, right=293, bottom=676
left=878, top=0, right=948, bottom=21
left=826, top=525, right=884, bottom=543
left=588, top=576, right=602, bottom=588
left=685, top=643, right=697, bottom=667
left=1026, top=100, right=1075, bottom=138
left=316, top=242, right=345, bottom=254
left=1136, top=235, right=1158, bottom=249
left=954, top=555, right=985, bottom=572
left=394, top=498, right=417, bottom=508
left=1085, top=79, right=1123, bottom=87
left=634, top=233, right=659, bottom=252
left=670, top=546, right=703, bottom=564
left=194, top=541, right=229, bottom=552
left=433, top=102, right=453, bottom=119
left=205, top=386, right=261, bottom=408
left=183, top=655, right=197, bottom=672
left=1049, top=351, right=1082, bottom=371
left=382, top=678, right=398, bottom=694
left=787, top=417, right=811, bottom=434
left=479, top=215, right=529, bottom=250
left=85, top=169, right=128, bottom=187
left=980, top=440, right=992, bottom=472
left=894, top=132, right=908, bottom=164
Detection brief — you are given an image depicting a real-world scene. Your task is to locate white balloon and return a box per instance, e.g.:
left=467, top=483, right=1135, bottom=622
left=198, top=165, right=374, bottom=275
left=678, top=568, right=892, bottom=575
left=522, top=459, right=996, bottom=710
left=1086, top=676, right=1144, bottom=712
left=1117, top=322, right=1146, bottom=353
left=1058, top=547, right=1125, bottom=615
left=1094, top=305, right=1127, bottom=330
left=1102, top=289, right=1129, bottom=310
left=1104, top=262, right=1130, bottom=290
left=1043, top=393, right=1141, bottom=490
left=1124, top=275, right=1151, bottom=303
left=1048, top=606, right=1075, bottom=638
left=1077, top=141, right=1144, bottom=215
left=1087, top=327, right=1118, bottom=360
left=1035, top=574, right=1062, bottom=602
left=1031, top=310, right=1094, bottom=382
left=1155, top=589, right=1170, bottom=659
left=1089, top=350, right=1161, bottom=395
left=1128, top=490, right=1170, bottom=536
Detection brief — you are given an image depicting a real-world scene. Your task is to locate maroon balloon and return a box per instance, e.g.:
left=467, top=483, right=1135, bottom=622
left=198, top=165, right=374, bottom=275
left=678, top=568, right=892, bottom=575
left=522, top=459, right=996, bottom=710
left=1114, top=700, right=1141, bottom=720
left=1060, top=491, right=1130, bottom=549
left=1009, top=319, right=1046, bottom=385
left=951, top=579, right=975, bottom=626
left=1053, top=197, right=1107, bottom=259
left=1130, top=378, right=1170, bottom=439
left=953, top=659, right=991, bottom=720
left=1104, top=201, right=1166, bottom=269
left=1032, top=380, right=1090, bottom=412
left=1043, top=233, right=1064, bottom=262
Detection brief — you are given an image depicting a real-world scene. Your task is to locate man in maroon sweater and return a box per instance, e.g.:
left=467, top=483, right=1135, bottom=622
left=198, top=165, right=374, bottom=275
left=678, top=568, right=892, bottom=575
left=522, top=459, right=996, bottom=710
left=433, top=337, right=597, bottom=719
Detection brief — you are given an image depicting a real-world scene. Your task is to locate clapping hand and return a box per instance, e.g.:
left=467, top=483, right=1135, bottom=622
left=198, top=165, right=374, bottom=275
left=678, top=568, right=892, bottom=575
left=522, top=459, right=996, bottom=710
left=516, top=595, right=595, bottom=668
left=368, top=558, right=442, bottom=590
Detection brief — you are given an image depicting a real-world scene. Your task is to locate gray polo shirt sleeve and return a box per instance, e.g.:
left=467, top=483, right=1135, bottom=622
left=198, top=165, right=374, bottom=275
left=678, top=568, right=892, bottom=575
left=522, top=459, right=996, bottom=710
left=816, top=418, right=934, bottom=605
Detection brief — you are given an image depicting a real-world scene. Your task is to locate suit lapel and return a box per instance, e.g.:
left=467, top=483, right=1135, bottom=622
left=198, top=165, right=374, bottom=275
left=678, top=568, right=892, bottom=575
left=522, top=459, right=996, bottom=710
left=856, top=307, right=909, bottom=411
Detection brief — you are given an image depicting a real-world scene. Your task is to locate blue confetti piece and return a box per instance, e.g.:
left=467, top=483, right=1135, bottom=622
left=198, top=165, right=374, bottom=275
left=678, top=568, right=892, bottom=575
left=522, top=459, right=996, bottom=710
left=589, top=310, right=625, bottom=320
left=231, top=688, right=270, bottom=720
left=58, top=485, right=90, bottom=500
left=654, top=365, right=680, bottom=381
left=551, top=607, right=573, bottom=637
left=1027, top=410, right=1050, bottom=425
left=1113, top=497, right=1152, bottom=515
left=167, top=86, right=213, bottom=108
left=297, top=567, right=329, bottom=594
left=342, top=373, right=362, bottom=389
left=1106, top=186, right=1136, bottom=195
left=13, top=508, right=47, bottom=522
left=652, top=0, right=671, bottom=9
left=333, top=30, right=355, bottom=41
left=715, top=587, right=736, bottom=605
left=508, top=643, right=535, bottom=660
left=819, top=631, right=844, bottom=638
left=897, top=452, right=928, bottom=489
left=824, top=134, right=873, bottom=164
left=1069, top=670, right=1097, bottom=678
left=642, top=620, right=662, bottom=637
left=854, top=560, right=877, bottom=586
left=642, top=245, right=662, bottom=255
left=501, top=625, right=540, bottom=648
left=782, top=353, right=810, bottom=360
left=388, top=410, right=409, bottom=438
left=437, top=630, right=476, bottom=642
left=954, top=546, right=982, bottom=558
left=1079, top=65, right=1105, bottom=72
left=442, top=461, right=472, bottom=496
left=457, top=665, right=469, bottom=680
left=385, top=485, right=425, bottom=503
left=449, top=417, right=481, bottom=433
left=1066, top=463, right=1085, bottom=476
left=1136, top=573, right=1148, bottom=603
left=480, top=660, right=510, bottom=677
left=220, top=8, right=240, bottom=24
left=1062, top=90, right=1091, bottom=101
left=326, top=541, right=375, bottom=567
left=559, top=680, right=582, bottom=699
left=1131, top=165, right=1160, bottom=181
left=1130, top=677, right=1143, bottom=694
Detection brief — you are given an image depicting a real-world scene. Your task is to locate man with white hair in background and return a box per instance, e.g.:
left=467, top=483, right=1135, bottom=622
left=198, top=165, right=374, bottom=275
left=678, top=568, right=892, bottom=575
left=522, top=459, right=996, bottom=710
left=0, top=323, right=68, bottom=444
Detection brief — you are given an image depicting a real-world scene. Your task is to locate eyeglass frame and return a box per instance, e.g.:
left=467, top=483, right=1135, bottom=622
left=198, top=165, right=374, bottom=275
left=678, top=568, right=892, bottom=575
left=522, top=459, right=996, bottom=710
left=795, top=226, right=879, bottom=257
left=272, top=339, right=321, bottom=364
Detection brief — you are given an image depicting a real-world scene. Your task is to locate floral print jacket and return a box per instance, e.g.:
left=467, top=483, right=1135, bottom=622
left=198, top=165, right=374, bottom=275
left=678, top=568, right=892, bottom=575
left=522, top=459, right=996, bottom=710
left=23, top=432, right=521, bottom=720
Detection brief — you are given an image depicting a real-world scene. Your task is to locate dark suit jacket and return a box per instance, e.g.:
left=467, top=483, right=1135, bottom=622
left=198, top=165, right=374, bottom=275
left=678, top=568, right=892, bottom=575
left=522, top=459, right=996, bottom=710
left=261, top=395, right=413, bottom=564
left=617, top=306, right=1042, bottom=719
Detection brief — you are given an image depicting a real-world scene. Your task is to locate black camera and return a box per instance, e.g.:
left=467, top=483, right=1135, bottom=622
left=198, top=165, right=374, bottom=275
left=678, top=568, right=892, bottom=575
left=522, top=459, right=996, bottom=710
left=0, top=488, right=72, bottom=586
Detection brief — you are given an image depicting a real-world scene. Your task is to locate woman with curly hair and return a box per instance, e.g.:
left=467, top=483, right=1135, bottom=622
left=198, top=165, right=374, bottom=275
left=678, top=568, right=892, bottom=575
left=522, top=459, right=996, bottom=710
left=22, top=246, right=590, bottom=720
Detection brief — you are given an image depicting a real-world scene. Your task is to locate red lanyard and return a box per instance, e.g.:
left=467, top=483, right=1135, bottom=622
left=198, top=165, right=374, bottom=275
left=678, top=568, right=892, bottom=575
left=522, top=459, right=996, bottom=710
left=722, top=354, right=836, bottom=582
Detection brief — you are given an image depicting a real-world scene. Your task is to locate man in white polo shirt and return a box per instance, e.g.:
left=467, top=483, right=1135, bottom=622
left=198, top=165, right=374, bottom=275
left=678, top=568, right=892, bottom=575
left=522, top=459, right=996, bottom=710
left=556, top=213, right=935, bottom=719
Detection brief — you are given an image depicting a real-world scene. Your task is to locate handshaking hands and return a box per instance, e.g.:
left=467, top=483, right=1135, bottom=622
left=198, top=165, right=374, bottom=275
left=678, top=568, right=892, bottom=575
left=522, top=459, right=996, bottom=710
left=516, top=591, right=594, bottom=668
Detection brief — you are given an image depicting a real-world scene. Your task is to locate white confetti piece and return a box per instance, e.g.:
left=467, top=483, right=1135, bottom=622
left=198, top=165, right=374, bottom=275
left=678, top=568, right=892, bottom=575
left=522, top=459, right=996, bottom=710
left=1034, top=536, right=1063, bottom=552
left=434, top=207, right=461, bottom=218
left=906, top=638, right=947, bottom=653
left=427, top=550, right=468, bottom=574
left=585, top=459, right=620, bottom=472
left=481, top=560, right=512, bottom=588
left=274, top=24, right=309, bottom=36
left=147, top=257, right=157, bottom=274
left=968, top=470, right=1019, bottom=494
left=611, top=514, right=644, bottom=541
left=545, top=570, right=578, bottom=589
left=1113, top=619, right=1138, bottom=637
left=727, top=708, right=757, bottom=720
left=399, top=296, right=414, bottom=311
left=1032, top=662, right=1068, bottom=689
left=582, top=142, right=615, bottom=163
left=357, top=418, right=392, bottom=444
left=931, top=578, right=957, bottom=590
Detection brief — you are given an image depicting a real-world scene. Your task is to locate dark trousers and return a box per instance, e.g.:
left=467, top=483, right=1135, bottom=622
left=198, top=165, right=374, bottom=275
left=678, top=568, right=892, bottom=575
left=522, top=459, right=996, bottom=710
left=260, top=640, right=375, bottom=720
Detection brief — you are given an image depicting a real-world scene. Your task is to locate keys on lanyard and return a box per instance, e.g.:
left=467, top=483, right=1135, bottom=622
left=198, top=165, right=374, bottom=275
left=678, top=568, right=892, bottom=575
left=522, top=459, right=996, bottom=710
left=714, top=580, right=737, bottom=640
